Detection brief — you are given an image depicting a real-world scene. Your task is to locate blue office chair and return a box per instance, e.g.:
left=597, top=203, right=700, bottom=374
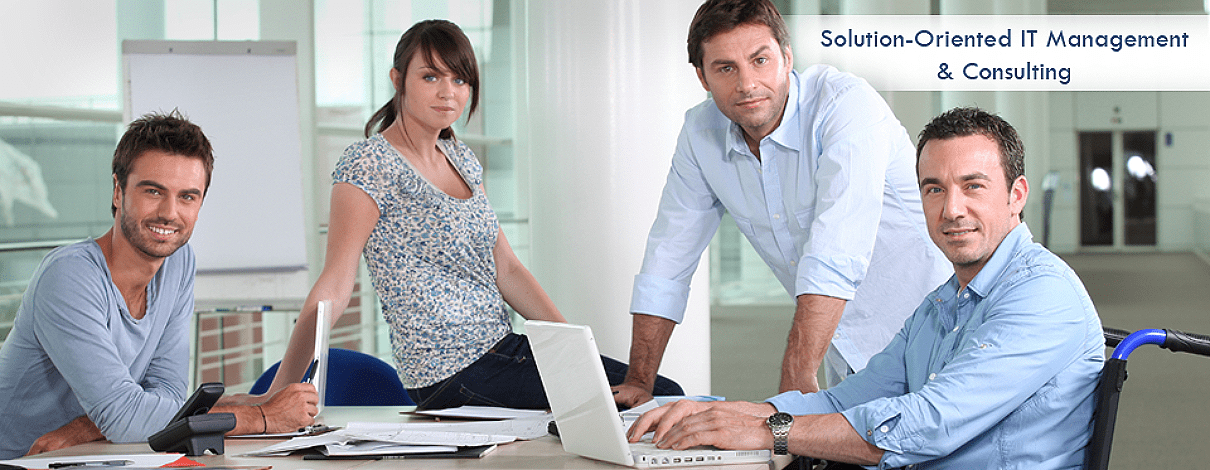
left=249, top=348, right=414, bottom=406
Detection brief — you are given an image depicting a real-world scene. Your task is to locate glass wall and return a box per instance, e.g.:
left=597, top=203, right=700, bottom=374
left=0, top=1, right=119, bottom=338
left=0, top=1, right=511, bottom=379
left=0, top=0, right=266, bottom=341
left=1, top=0, right=771, bottom=348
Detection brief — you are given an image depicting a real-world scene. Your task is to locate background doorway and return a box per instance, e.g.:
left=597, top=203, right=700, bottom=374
left=1079, top=130, right=1158, bottom=248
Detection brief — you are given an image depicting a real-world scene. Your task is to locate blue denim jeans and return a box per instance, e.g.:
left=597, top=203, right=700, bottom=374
left=407, top=333, right=683, bottom=410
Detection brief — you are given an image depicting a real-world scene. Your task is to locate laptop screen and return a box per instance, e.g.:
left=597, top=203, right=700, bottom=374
left=527, top=320, right=636, bottom=466
left=309, top=299, right=331, bottom=414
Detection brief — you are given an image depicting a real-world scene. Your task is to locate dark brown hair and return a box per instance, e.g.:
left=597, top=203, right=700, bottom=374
left=111, top=110, right=214, bottom=216
left=687, top=0, right=790, bottom=69
left=916, top=107, right=1026, bottom=220
left=364, top=19, right=480, bottom=140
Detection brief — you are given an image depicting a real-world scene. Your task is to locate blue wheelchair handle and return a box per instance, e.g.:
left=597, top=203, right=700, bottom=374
left=1111, top=328, right=1210, bottom=360
left=1110, top=329, right=1166, bottom=360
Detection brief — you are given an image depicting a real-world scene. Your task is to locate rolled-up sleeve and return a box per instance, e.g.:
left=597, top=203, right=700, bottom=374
left=631, top=123, right=725, bottom=323
left=631, top=273, right=693, bottom=323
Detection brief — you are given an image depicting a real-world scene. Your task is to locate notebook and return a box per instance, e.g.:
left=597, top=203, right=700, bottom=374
left=526, top=320, right=772, bottom=468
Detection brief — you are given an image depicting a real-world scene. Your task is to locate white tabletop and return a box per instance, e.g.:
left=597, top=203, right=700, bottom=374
left=19, top=406, right=789, bottom=470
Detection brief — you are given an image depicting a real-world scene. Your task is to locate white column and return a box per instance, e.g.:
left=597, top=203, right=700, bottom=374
left=255, top=0, right=317, bottom=363
left=259, top=0, right=318, bottom=278
left=517, top=0, right=713, bottom=394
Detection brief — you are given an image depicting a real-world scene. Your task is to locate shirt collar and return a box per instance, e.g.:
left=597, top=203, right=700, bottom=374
left=767, top=68, right=801, bottom=151
left=725, top=68, right=802, bottom=160
left=965, top=223, right=1034, bottom=298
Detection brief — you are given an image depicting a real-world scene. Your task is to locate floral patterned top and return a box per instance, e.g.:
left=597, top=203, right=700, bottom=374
left=333, top=134, right=510, bottom=388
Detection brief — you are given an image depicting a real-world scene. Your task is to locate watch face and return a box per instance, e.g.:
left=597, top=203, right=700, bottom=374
left=768, top=412, right=793, bottom=427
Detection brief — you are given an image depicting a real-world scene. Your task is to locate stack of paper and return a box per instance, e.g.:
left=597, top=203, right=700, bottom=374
left=243, top=409, right=552, bottom=459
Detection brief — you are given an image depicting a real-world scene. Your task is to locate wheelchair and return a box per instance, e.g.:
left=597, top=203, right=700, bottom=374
left=1085, top=327, right=1210, bottom=470
left=789, top=327, right=1210, bottom=470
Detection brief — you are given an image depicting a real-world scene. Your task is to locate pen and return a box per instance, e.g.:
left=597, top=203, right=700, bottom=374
left=302, top=358, right=319, bottom=383
left=212, top=305, right=272, bottom=312
left=49, top=460, right=133, bottom=468
left=298, top=424, right=337, bottom=435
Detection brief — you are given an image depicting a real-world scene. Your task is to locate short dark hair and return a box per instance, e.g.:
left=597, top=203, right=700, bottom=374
left=916, top=107, right=1025, bottom=220
left=687, top=0, right=790, bottom=69
left=365, top=19, right=480, bottom=140
left=111, top=110, right=214, bottom=216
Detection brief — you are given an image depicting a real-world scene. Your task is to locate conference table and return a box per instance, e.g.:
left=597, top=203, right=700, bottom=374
left=21, top=406, right=793, bottom=470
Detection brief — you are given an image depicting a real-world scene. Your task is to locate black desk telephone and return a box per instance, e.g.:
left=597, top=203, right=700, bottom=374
left=148, top=382, right=236, bottom=456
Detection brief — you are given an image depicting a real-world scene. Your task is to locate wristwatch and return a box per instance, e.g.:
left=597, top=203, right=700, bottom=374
left=765, top=412, right=794, bottom=455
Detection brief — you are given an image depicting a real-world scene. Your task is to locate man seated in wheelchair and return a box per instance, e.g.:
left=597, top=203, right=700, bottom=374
left=628, top=107, right=1104, bottom=469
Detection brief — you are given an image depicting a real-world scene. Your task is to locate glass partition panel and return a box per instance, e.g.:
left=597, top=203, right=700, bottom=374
left=1123, top=131, right=1157, bottom=246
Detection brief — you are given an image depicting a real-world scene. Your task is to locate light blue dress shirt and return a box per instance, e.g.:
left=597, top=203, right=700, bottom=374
left=631, top=65, right=951, bottom=371
left=767, top=224, right=1105, bottom=469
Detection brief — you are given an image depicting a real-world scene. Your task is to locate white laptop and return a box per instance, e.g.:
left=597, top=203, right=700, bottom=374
left=526, top=320, right=772, bottom=468
left=308, top=299, right=332, bottom=416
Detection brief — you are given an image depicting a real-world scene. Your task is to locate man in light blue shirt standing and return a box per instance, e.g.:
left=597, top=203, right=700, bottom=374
left=628, top=107, right=1105, bottom=469
left=614, top=0, right=950, bottom=407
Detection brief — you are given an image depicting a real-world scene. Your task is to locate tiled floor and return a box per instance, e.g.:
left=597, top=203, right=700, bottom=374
left=711, top=252, right=1210, bottom=469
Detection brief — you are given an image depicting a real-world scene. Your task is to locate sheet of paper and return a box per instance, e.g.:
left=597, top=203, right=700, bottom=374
left=340, top=427, right=515, bottom=447
left=410, top=405, right=550, bottom=420
left=2, top=453, right=183, bottom=469
left=242, top=430, right=354, bottom=456
left=354, top=415, right=551, bottom=441
left=242, top=422, right=520, bottom=457
left=321, top=441, right=456, bottom=456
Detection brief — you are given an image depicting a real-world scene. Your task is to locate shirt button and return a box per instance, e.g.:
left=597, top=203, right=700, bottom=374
left=952, top=325, right=959, bottom=332
left=867, top=429, right=873, bottom=436
left=773, top=213, right=781, bottom=219
left=980, top=343, right=989, bottom=349
left=880, top=426, right=889, bottom=433
left=928, top=373, right=936, bottom=380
